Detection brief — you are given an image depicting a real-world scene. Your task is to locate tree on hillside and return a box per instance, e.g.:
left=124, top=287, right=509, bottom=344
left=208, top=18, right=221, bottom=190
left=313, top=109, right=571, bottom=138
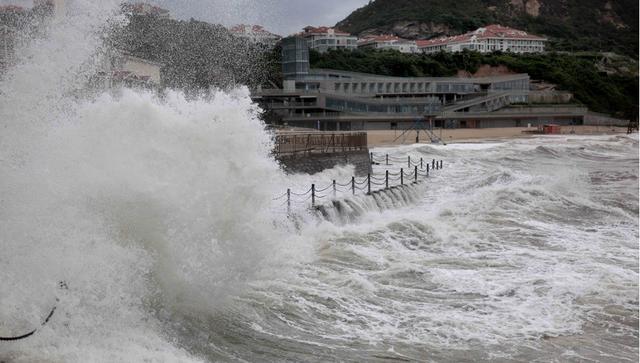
left=110, top=15, right=277, bottom=90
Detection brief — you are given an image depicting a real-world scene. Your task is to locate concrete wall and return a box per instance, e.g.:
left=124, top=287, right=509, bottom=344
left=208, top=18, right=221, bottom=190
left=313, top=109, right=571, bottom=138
left=528, top=91, right=574, bottom=104
left=584, top=112, right=628, bottom=126
left=123, top=57, right=162, bottom=84
left=477, top=117, right=581, bottom=128
left=277, top=149, right=372, bottom=176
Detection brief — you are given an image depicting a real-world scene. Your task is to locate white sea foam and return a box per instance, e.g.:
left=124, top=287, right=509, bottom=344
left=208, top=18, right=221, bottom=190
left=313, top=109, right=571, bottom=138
left=0, top=2, right=312, bottom=361
left=0, top=1, right=637, bottom=361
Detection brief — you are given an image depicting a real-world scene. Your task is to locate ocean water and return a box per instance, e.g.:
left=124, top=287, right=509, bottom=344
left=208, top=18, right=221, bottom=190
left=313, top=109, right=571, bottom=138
left=234, top=136, right=639, bottom=362
left=1, top=2, right=638, bottom=362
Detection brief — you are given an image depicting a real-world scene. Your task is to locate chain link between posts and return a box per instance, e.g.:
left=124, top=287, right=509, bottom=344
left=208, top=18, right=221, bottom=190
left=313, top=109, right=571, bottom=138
left=276, top=153, right=445, bottom=211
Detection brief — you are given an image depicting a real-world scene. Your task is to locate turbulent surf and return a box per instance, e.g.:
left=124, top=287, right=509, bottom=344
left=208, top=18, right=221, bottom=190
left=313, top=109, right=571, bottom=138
left=0, top=2, right=638, bottom=362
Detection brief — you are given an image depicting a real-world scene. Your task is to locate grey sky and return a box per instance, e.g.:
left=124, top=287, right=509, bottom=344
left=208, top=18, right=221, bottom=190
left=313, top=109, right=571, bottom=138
left=0, top=0, right=371, bottom=36
left=153, top=0, right=371, bottom=35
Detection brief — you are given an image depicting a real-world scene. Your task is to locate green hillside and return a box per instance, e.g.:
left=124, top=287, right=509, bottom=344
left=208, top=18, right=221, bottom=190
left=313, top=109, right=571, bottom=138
left=336, top=0, right=639, bottom=58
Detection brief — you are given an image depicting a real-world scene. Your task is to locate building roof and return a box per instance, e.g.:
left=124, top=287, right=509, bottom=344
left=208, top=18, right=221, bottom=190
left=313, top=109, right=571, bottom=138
left=361, top=34, right=402, bottom=42
left=358, top=34, right=403, bottom=44
left=417, top=24, right=547, bottom=48
left=301, top=26, right=351, bottom=36
left=123, top=3, right=170, bottom=17
left=229, top=24, right=280, bottom=38
left=309, top=68, right=530, bottom=83
left=0, top=5, right=25, bottom=13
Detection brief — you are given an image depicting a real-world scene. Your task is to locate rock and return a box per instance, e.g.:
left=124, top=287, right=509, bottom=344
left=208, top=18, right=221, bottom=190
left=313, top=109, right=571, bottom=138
left=525, top=0, right=541, bottom=17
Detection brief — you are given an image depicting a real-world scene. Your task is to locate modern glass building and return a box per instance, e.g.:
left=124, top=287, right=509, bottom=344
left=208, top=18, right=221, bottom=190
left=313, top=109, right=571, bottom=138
left=281, top=37, right=309, bottom=80
left=255, top=36, right=584, bottom=130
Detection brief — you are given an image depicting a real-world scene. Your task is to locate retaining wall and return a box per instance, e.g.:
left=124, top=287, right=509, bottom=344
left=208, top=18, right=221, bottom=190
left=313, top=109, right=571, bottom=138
left=277, top=149, right=372, bottom=176
left=584, top=112, right=629, bottom=126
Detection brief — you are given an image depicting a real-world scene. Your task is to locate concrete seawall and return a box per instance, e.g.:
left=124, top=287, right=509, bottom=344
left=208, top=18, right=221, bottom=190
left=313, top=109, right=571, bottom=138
left=277, top=149, right=372, bottom=176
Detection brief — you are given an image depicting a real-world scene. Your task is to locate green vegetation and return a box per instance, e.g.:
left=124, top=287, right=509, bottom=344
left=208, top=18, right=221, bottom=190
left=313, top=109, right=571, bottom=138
left=311, top=48, right=639, bottom=119
left=337, top=0, right=639, bottom=59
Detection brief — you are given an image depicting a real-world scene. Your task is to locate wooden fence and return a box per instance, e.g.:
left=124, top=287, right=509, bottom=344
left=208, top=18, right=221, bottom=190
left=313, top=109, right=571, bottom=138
left=274, top=132, right=368, bottom=154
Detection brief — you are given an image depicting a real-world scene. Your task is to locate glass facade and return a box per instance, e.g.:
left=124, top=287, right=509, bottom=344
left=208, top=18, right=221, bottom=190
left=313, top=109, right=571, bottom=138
left=326, top=97, right=441, bottom=115
left=436, top=83, right=474, bottom=93
left=490, top=79, right=529, bottom=91
left=281, top=37, right=309, bottom=80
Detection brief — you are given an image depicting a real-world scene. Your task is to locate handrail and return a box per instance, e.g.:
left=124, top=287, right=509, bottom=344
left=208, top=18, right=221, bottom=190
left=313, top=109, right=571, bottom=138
left=278, top=154, right=445, bottom=212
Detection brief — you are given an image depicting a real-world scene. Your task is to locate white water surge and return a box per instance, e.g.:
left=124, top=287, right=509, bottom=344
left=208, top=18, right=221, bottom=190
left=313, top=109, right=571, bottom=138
left=1, top=2, right=638, bottom=363
left=0, top=3, right=309, bottom=361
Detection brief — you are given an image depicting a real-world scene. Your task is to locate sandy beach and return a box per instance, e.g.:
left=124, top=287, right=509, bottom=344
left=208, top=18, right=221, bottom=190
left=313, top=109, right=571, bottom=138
left=366, top=125, right=631, bottom=147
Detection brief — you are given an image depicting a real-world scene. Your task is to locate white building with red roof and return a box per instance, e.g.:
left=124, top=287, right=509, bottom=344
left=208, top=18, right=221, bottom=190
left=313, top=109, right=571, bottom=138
left=358, top=34, right=419, bottom=53
left=229, top=24, right=281, bottom=45
left=122, top=3, right=170, bottom=19
left=300, top=26, right=357, bottom=53
left=417, top=25, right=547, bottom=54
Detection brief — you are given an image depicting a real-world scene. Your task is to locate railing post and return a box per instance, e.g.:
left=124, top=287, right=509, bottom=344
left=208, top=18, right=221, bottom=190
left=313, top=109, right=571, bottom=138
left=332, top=134, right=336, bottom=153
left=420, top=158, right=423, bottom=169
left=426, top=164, right=430, bottom=177
left=432, top=159, right=435, bottom=169
left=440, top=160, right=443, bottom=169
left=370, top=152, right=373, bottom=164
left=311, top=184, right=315, bottom=207
left=367, top=173, right=371, bottom=194
left=351, top=176, right=355, bottom=195
left=385, top=170, right=389, bottom=189
left=401, top=168, right=404, bottom=186
left=414, top=166, right=418, bottom=183
left=386, top=154, right=389, bottom=166
left=287, top=188, right=291, bottom=214
left=408, top=155, right=411, bottom=168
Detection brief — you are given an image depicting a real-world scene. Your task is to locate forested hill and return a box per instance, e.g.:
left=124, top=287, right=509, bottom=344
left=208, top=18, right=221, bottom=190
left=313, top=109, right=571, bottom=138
left=111, top=15, right=276, bottom=90
left=336, top=0, right=639, bottom=58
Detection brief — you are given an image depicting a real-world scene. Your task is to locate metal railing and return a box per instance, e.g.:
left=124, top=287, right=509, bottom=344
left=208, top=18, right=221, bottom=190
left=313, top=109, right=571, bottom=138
left=264, top=102, right=319, bottom=108
left=274, top=132, right=368, bottom=154
left=273, top=154, right=445, bottom=212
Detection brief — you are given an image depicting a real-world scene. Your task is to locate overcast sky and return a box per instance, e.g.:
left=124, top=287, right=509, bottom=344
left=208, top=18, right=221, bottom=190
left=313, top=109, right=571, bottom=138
left=0, top=0, right=371, bottom=36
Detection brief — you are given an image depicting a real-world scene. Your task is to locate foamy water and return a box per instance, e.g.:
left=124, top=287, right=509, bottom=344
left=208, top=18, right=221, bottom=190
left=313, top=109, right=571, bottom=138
left=175, top=135, right=635, bottom=362
left=1, top=3, right=638, bottom=362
